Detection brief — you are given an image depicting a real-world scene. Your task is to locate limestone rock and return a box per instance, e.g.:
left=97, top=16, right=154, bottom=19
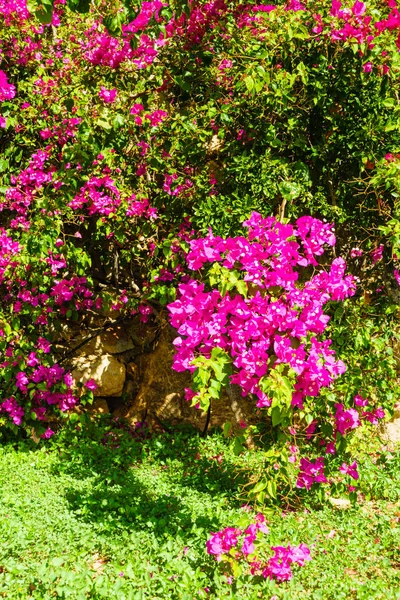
left=58, top=321, right=82, bottom=342
left=71, top=354, right=126, bottom=397
left=384, top=419, right=400, bottom=445
left=77, top=325, right=134, bottom=356
left=116, top=327, right=199, bottom=426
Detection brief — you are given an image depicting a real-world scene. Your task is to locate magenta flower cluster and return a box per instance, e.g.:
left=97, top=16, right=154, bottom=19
left=296, top=456, right=328, bottom=490
left=168, top=212, right=356, bottom=409
left=0, top=68, right=16, bottom=127
left=206, top=514, right=311, bottom=582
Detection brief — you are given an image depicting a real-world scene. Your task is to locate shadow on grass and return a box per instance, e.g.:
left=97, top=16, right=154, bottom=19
left=44, top=416, right=249, bottom=537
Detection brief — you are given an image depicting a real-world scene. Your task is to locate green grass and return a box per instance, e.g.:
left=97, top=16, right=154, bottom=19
left=0, top=417, right=399, bottom=599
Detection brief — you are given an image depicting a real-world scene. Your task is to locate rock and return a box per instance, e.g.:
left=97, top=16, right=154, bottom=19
left=71, top=354, right=126, bottom=397
left=58, top=321, right=82, bottom=342
left=87, top=398, right=109, bottom=415
left=329, top=497, right=351, bottom=509
left=67, top=309, right=258, bottom=430
left=77, top=325, right=134, bottom=356
left=122, top=378, right=138, bottom=401
left=207, top=134, right=224, bottom=155
left=116, top=327, right=200, bottom=426
left=126, top=361, right=139, bottom=378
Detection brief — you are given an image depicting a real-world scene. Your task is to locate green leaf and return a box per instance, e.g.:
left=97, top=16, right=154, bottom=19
left=69, top=0, right=91, bottom=12
left=0, top=159, right=9, bottom=173
left=223, top=421, right=232, bottom=437
left=271, top=406, right=283, bottom=426
left=103, top=9, right=128, bottom=34
left=27, top=0, right=53, bottom=23
left=96, top=118, right=112, bottom=130
left=278, top=180, right=302, bottom=201
left=113, top=114, right=125, bottom=129
left=267, top=479, right=277, bottom=499
left=244, top=76, right=255, bottom=93
left=64, top=98, right=74, bottom=112
left=173, top=76, right=191, bottom=92
left=233, top=436, right=245, bottom=456
left=50, top=557, right=65, bottom=567
left=252, top=481, right=267, bottom=494
left=305, top=413, right=314, bottom=425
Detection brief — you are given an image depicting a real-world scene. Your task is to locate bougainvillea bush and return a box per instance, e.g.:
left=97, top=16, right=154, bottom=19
left=0, top=0, right=399, bottom=513
left=168, top=211, right=391, bottom=505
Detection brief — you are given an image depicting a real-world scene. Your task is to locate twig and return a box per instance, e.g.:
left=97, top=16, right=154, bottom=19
left=201, top=403, right=211, bottom=438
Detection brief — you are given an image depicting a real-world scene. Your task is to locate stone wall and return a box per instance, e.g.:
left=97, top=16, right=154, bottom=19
left=63, top=312, right=257, bottom=431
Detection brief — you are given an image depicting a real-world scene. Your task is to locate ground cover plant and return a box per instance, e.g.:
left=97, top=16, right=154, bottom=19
left=1, top=0, right=400, bottom=596
left=0, top=418, right=399, bottom=599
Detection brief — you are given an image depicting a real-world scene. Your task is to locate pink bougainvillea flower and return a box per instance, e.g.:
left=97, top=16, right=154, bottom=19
left=325, top=442, right=336, bottom=454
left=0, top=397, right=24, bottom=425
left=335, top=404, right=360, bottom=435
left=370, top=245, right=384, bottom=264
left=37, top=337, right=51, bottom=353
left=98, top=86, right=117, bottom=103
left=41, top=427, right=55, bottom=439
left=206, top=527, right=240, bottom=561
left=354, top=394, right=368, bottom=407
left=362, top=407, right=385, bottom=424
left=362, top=62, right=373, bottom=73
left=352, top=1, right=366, bottom=16
left=296, top=457, right=327, bottom=489
left=350, top=247, right=363, bottom=258
left=130, top=103, right=145, bottom=114
left=0, top=69, right=16, bottom=101
left=85, top=378, right=98, bottom=391
left=340, top=460, right=359, bottom=480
